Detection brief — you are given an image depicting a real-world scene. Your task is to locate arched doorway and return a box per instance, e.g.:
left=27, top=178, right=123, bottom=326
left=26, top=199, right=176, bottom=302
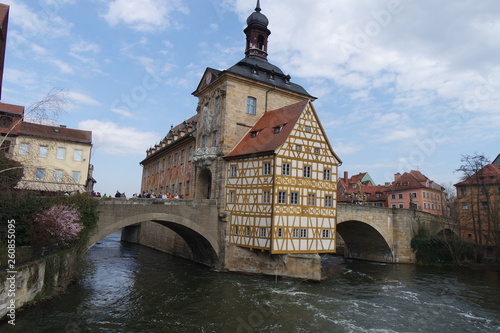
left=197, top=169, right=212, bottom=199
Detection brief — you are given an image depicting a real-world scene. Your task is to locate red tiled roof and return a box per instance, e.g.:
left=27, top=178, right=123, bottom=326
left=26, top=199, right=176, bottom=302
left=0, top=102, right=24, bottom=115
left=19, top=122, right=92, bottom=144
left=455, top=164, right=500, bottom=186
left=225, top=100, right=309, bottom=158
left=387, top=172, right=425, bottom=191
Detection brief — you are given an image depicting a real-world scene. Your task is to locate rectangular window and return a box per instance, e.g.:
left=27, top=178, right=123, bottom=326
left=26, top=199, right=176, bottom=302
left=56, top=147, right=66, bottom=159
left=260, top=228, right=266, bottom=238
left=54, top=170, right=63, bottom=182
left=38, top=145, right=48, bottom=157
left=202, top=135, right=207, bottom=148
left=71, top=171, right=80, bottom=183
left=398, top=193, right=404, bottom=199
left=411, top=192, right=417, bottom=198
left=314, top=148, right=320, bottom=154
left=246, top=97, right=256, bottom=115
left=293, top=228, right=299, bottom=238
left=278, top=191, right=287, bottom=204
left=19, top=143, right=29, bottom=155
left=213, top=130, right=218, bottom=147
left=246, top=227, right=251, bottom=236
left=305, top=126, right=311, bottom=132
left=181, top=150, right=185, bottom=164
left=322, top=229, right=330, bottom=238
left=324, top=169, right=331, bottom=181
left=277, top=228, right=283, bottom=238
left=186, top=181, right=190, bottom=195
left=308, top=193, right=316, bottom=206
left=230, top=165, right=237, bottom=177
left=36, top=168, right=45, bottom=180
left=304, top=166, right=311, bottom=178
left=391, top=204, right=397, bottom=208
left=178, top=182, right=183, bottom=196
left=296, top=145, right=302, bottom=151
left=290, top=192, right=299, bottom=205
left=263, top=162, right=271, bottom=175
left=73, top=149, right=83, bottom=161
left=234, top=226, right=239, bottom=235
left=398, top=203, right=404, bottom=209
left=300, top=228, right=307, bottom=238
left=325, top=195, right=333, bottom=208
left=188, top=146, right=193, bottom=161
left=215, top=96, right=221, bottom=113
left=282, top=163, right=290, bottom=176
left=263, top=191, right=271, bottom=204
left=174, top=153, right=178, bottom=166
left=391, top=194, right=396, bottom=199
left=229, top=191, right=236, bottom=203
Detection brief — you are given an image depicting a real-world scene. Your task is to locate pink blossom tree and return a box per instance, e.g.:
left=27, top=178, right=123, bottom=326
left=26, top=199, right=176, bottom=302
left=32, top=204, right=83, bottom=248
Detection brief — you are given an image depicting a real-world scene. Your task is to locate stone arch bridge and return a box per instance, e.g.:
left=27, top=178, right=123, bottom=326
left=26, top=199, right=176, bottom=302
left=90, top=199, right=453, bottom=268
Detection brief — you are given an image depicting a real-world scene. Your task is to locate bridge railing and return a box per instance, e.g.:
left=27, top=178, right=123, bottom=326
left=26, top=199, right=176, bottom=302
left=95, top=197, right=217, bottom=206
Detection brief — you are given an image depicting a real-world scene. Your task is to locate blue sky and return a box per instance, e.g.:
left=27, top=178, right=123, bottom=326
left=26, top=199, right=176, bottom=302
left=3, top=0, right=500, bottom=196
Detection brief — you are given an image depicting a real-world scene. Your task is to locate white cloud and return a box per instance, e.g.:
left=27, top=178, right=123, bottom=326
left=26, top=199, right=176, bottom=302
left=230, top=1, right=500, bottom=117
left=10, top=1, right=73, bottom=38
left=111, top=108, right=136, bottom=119
left=67, top=91, right=100, bottom=106
left=70, top=41, right=101, bottom=54
left=79, top=120, right=160, bottom=156
left=103, top=0, right=189, bottom=32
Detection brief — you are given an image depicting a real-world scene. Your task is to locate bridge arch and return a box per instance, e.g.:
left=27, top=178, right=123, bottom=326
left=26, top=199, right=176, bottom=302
left=88, top=212, right=220, bottom=267
left=337, top=220, right=394, bottom=263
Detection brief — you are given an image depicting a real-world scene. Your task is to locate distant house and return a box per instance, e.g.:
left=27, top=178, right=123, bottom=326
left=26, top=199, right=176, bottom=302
left=11, top=122, right=94, bottom=193
left=454, top=160, right=500, bottom=246
left=338, top=170, right=446, bottom=215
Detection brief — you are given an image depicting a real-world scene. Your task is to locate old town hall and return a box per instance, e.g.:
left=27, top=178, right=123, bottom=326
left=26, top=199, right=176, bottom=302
left=140, top=2, right=341, bottom=258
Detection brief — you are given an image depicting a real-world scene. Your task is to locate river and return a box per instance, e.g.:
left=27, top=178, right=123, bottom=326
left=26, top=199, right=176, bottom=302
left=3, top=231, right=500, bottom=333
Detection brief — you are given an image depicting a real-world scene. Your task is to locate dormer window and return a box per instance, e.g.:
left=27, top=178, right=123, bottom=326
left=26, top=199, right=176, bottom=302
left=273, top=126, right=282, bottom=134
left=250, top=130, right=261, bottom=138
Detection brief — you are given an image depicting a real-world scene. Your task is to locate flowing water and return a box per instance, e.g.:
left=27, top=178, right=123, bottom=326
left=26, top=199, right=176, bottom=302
left=3, top=232, right=500, bottom=332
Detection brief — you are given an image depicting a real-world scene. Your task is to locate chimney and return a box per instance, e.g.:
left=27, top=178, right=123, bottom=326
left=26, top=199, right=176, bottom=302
left=344, top=171, right=348, bottom=183
left=394, top=173, right=401, bottom=181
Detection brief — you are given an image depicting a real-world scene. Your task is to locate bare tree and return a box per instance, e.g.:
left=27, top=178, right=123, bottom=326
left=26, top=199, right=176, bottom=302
left=455, top=153, right=499, bottom=263
left=0, top=88, right=68, bottom=181
left=0, top=88, right=68, bottom=151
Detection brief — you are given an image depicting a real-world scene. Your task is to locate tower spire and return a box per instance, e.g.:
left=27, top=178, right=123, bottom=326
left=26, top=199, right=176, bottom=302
left=244, top=1, right=270, bottom=59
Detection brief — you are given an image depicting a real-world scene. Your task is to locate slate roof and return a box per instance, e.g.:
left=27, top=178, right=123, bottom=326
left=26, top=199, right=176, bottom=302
left=225, top=100, right=309, bottom=158
left=227, top=56, right=314, bottom=98
left=19, top=122, right=92, bottom=144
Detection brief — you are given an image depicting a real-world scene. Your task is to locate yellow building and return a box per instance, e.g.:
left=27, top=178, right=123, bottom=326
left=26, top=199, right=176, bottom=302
left=11, top=122, right=93, bottom=193
left=225, top=100, right=341, bottom=253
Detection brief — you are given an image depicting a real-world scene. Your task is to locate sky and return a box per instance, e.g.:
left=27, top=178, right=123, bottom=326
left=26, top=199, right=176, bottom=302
left=3, top=0, right=500, bottom=196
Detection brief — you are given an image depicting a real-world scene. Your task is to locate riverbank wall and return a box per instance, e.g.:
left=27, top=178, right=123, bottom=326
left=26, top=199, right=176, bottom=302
left=0, top=249, right=79, bottom=320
